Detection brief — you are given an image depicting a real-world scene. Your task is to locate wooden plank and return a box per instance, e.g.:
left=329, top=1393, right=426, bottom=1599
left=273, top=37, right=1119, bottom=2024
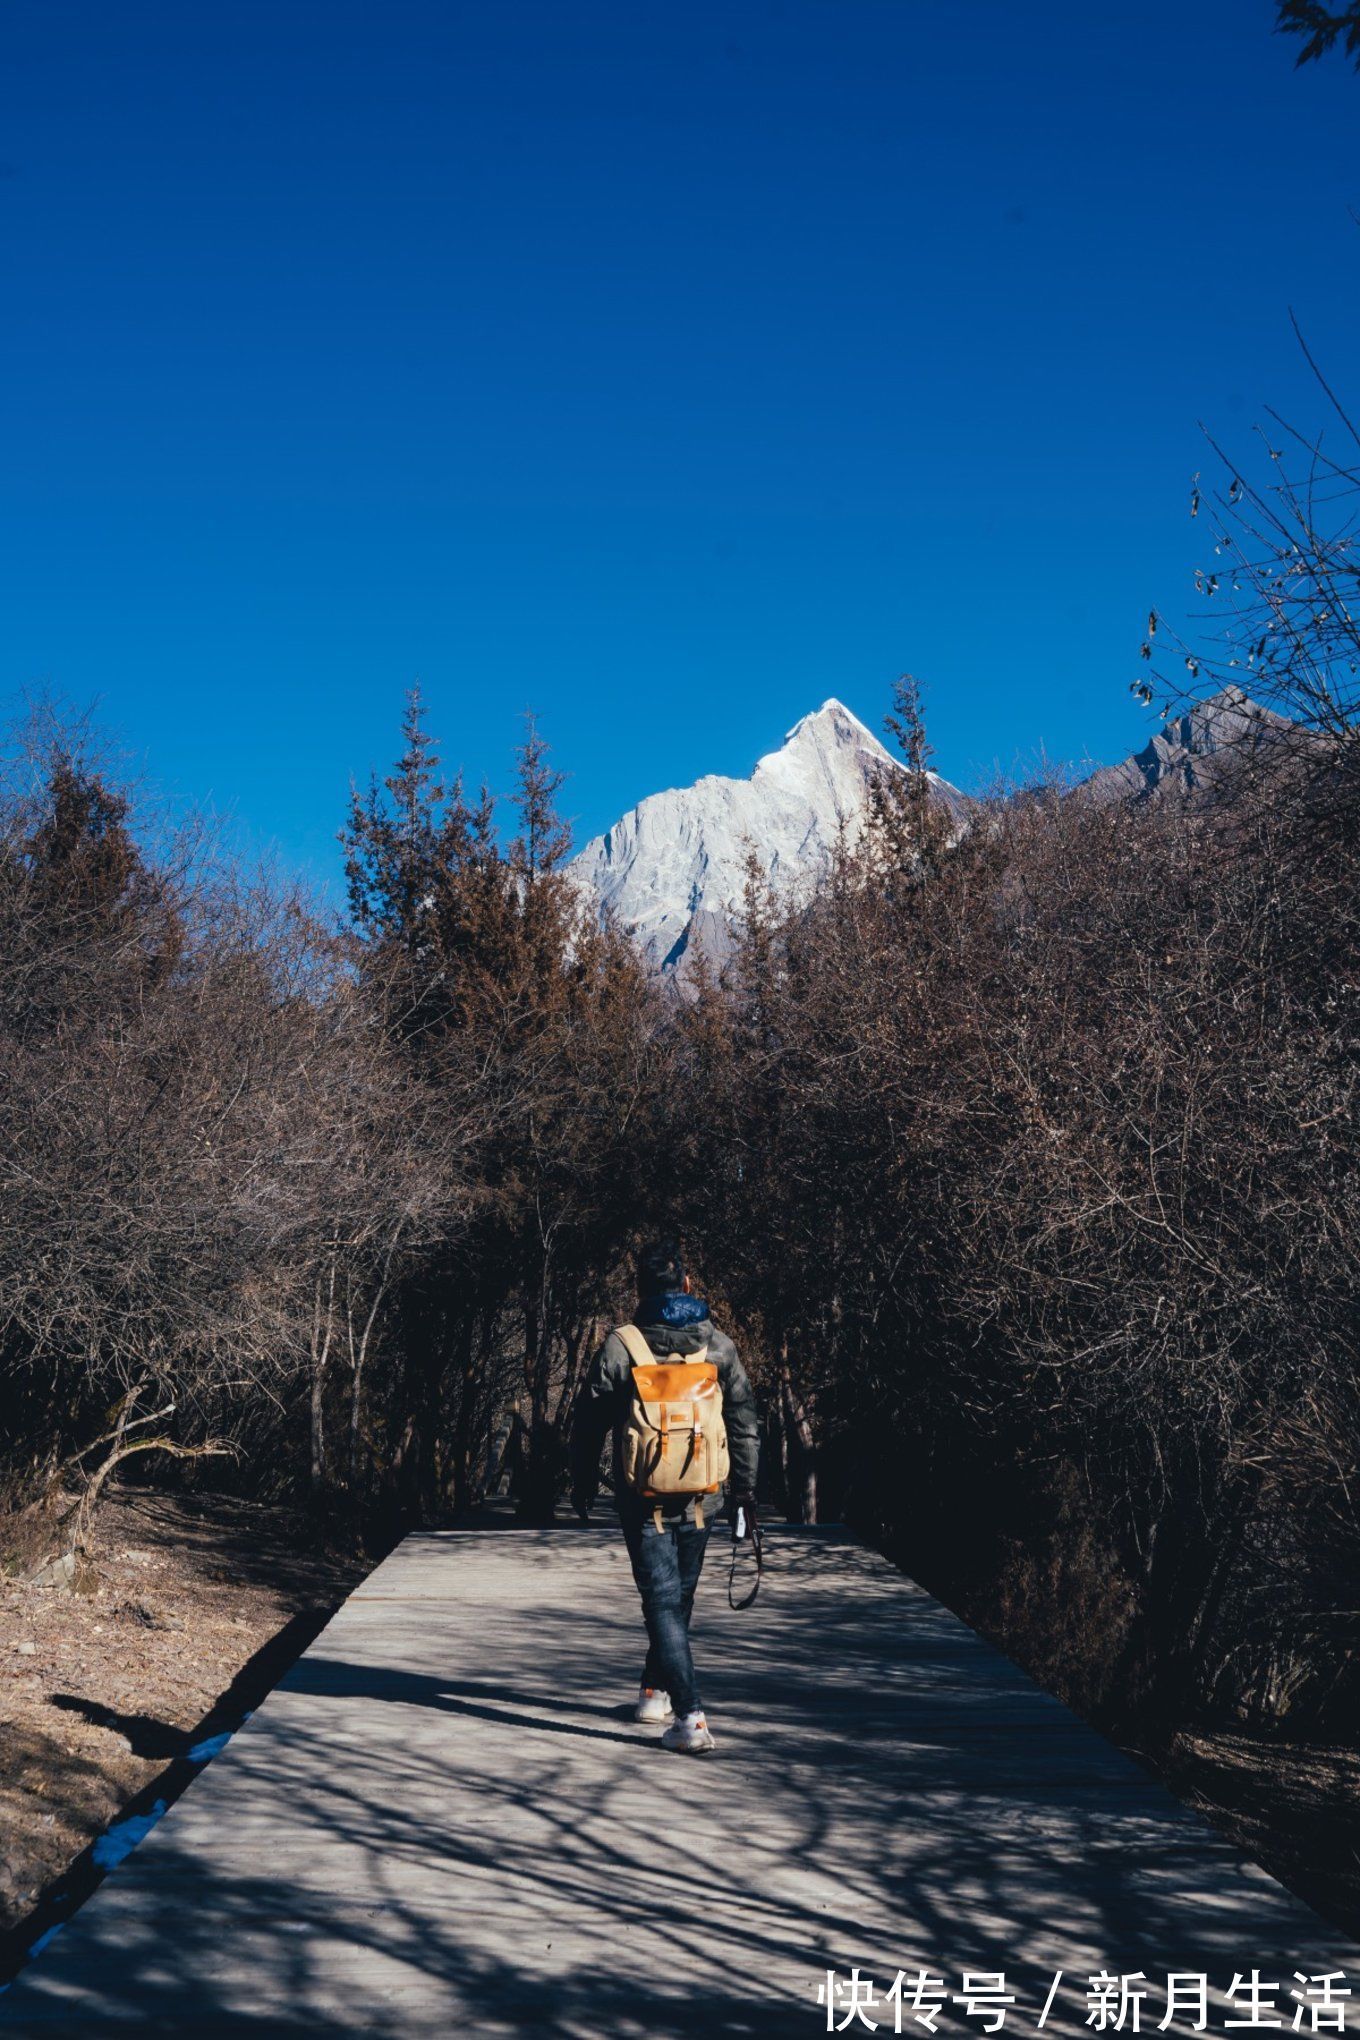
left=2, top=1525, right=1355, bottom=2036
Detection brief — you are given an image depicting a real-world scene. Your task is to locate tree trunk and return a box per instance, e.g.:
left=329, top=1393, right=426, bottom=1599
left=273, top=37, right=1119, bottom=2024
left=780, top=1360, right=818, bottom=1524
left=310, top=1256, right=338, bottom=1497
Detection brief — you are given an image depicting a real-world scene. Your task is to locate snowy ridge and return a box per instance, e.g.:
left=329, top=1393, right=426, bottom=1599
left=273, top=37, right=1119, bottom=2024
left=568, top=686, right=1296, bottom=977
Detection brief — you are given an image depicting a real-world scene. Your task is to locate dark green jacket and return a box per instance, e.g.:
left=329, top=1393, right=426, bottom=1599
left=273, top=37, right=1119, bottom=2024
left=571, top=1296, right=759, bottom=1519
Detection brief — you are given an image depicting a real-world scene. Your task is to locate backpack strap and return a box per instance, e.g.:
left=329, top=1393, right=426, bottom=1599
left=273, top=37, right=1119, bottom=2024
left=616, top=1323, right=655, bottom=1369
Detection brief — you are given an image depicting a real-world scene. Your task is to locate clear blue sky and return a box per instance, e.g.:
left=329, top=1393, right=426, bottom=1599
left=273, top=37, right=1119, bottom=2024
left=2, top=0, right=1356, bottom=892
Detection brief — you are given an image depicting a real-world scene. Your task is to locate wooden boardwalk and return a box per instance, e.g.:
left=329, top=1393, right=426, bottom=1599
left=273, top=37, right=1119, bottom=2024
left=2, top=1525, right=1355, bottom=2035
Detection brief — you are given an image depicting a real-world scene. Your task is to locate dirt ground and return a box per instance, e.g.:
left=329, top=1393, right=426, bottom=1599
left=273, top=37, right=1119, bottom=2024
left=0, top=1488, right=367, bottom=1963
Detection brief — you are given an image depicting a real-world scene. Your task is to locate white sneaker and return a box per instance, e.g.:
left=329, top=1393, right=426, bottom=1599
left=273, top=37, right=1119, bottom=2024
left=660, top=1710, right=715, bottom=1754
left=633, top=1685, right=674, bottom=1724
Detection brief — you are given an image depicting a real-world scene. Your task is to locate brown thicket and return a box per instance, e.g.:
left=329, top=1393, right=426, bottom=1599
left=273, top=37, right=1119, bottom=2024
left=0, top=697, right=668, bottom=1559
left=0, top=715, right=430, bottom=1569
left=337, top=693, right=669, bottom=1526
left=676, top=711, right=1360, bottom=1740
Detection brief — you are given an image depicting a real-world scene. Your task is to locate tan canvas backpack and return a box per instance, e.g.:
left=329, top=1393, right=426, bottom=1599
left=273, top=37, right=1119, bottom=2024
left=616, top=1323, right=730, bottom=1528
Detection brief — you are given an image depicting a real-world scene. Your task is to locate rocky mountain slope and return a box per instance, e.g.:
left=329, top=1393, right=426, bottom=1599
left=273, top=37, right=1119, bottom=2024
left=1080, top=685, right=1298, bottom=807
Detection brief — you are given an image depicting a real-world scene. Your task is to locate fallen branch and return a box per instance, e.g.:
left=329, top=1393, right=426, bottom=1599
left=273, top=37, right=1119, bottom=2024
left=55, top=1401, right=178, bottom=1477
left=52, top=1436, right=240, bottom=1565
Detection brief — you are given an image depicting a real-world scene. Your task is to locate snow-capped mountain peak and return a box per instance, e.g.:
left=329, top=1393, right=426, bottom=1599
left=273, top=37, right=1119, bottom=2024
left=760, top=696, right=887, bottom=768
left=569, top=696, right=963, bottom=974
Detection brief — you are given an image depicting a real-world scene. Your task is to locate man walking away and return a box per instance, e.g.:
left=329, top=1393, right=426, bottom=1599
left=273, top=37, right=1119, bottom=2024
left=571, top=1239, right=759, bottom=1755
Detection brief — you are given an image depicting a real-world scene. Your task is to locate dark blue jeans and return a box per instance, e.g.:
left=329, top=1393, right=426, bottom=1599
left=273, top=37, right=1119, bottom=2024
left=620, top=1507, right=712, bottom=1717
